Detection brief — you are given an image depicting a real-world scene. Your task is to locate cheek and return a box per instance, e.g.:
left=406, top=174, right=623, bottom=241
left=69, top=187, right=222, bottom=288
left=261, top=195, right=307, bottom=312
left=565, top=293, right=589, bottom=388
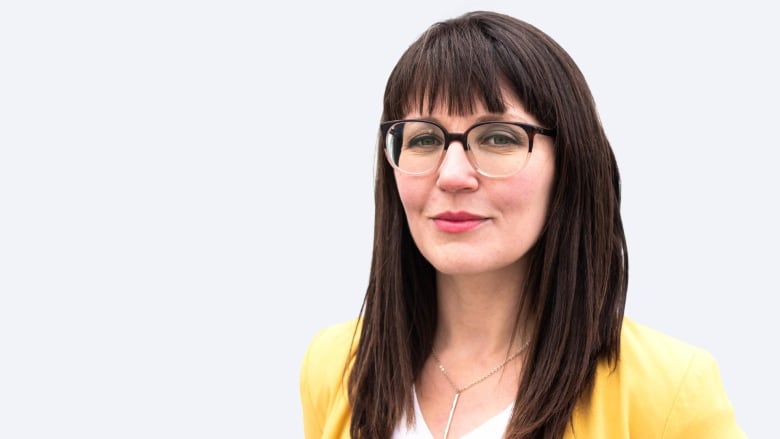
left=395, top=174, right=427, bottom=215
left=497, top=175, right=543, bottom=208
left=497, top=168, right=555, bottom=223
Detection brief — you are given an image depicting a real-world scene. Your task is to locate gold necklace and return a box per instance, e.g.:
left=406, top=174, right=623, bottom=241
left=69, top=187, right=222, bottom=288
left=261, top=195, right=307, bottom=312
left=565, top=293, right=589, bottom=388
left=430, top=341, right=529, bottom=439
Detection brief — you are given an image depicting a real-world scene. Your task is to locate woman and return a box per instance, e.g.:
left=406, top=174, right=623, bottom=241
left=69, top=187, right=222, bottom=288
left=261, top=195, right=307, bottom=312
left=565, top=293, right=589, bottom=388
left=300, top=11, right=744, bottom=439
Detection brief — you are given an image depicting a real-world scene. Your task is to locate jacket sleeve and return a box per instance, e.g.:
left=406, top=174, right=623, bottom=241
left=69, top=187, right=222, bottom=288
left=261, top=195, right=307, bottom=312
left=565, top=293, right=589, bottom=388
left=662, top=349, right=746, bottom=438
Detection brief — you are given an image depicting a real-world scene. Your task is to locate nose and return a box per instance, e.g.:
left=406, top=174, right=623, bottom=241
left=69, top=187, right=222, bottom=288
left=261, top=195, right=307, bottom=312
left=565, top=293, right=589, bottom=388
left=436, top=141, right=479, bottom=192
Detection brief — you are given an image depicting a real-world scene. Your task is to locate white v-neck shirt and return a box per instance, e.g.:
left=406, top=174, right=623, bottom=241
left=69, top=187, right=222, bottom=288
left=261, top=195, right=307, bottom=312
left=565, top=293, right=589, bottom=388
left=392, top=386, right=513, bottom=438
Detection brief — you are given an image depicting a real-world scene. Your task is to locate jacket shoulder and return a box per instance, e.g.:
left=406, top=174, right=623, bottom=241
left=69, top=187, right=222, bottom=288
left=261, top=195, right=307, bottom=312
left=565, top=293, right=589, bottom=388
left=569, top=318, right=744, bottom=438
left=619, top=317, right=703, bottom=380
left=304, top=319, right=360, bottom=370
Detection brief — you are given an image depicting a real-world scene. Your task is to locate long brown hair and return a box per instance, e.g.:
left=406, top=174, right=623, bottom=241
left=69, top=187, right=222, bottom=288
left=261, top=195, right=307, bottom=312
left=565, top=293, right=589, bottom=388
left=349, top=11, right=628, bottom=438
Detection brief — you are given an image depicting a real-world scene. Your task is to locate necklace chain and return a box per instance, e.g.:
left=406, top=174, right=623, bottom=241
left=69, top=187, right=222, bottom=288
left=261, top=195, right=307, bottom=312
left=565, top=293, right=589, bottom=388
left=430, top=341, right=530, bottom=439
left=430, top=341, right=529, bottom=393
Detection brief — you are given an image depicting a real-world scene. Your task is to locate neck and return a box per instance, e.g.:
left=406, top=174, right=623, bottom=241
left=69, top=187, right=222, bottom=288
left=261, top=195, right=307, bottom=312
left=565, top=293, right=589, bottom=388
left=434, top=264, right=529, bottom=356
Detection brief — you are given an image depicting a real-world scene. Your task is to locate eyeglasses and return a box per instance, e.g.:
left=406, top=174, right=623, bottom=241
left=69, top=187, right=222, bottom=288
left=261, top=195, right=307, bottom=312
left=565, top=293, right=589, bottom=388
left=380, top=119, right=556, bottom=178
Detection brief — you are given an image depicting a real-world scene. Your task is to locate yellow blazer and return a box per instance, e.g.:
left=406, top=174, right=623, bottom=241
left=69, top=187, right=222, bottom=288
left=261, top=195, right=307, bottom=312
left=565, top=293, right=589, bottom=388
left=300, top=318, right=745, bottom=438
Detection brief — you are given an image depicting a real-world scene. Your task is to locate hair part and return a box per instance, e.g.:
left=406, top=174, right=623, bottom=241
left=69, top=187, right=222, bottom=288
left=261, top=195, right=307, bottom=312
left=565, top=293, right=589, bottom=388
left=350, top=11, right=628, bottom=439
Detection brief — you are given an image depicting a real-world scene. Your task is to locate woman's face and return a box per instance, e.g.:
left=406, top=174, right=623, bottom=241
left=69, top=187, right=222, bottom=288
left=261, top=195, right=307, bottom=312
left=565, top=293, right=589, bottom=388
left=395, top=92, right=555, bottom=277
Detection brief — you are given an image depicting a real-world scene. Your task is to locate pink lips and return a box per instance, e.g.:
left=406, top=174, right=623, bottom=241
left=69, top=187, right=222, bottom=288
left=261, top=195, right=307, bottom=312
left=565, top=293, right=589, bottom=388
left=432, top=211, right=487, bottom=233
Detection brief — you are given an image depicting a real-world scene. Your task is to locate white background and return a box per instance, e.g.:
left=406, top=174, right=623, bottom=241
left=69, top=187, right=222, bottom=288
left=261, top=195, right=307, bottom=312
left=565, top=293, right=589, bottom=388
left=1, top=1, right=777, bottom=437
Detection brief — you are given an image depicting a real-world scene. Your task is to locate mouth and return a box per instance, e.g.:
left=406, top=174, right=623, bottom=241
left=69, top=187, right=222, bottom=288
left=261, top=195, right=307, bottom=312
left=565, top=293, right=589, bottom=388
left=431, top=211, right=487, bottom=233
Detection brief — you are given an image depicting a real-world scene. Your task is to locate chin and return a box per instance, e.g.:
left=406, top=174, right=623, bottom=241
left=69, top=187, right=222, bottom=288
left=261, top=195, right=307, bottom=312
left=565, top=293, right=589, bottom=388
left=424, top=250, right=530, bottom=278
left=430, top=258, right=515, bottom=277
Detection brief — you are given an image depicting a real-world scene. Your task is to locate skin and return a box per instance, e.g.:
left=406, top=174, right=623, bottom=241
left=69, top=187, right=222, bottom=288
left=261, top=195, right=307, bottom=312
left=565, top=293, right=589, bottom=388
left=394, top=91, right=556, bottom=437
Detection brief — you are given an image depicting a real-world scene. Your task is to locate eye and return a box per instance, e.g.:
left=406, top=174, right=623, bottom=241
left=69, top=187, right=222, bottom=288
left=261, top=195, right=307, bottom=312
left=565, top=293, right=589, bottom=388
left=477, top=132, right=523, bottom=148
left=406, top=133, right=443, bottom=149
left=471, top=124, right=529, bottom=152
left=483, top=133, right=517, bottom=145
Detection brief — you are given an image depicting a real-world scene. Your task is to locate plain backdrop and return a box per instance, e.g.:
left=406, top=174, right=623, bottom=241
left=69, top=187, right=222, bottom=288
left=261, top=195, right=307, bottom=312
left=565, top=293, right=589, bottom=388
left=1, top=1, right=777, bottom=437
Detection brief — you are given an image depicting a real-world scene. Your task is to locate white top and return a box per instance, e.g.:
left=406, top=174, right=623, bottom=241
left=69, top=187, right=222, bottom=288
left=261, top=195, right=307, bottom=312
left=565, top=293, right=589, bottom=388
left=392, top=386, right=513, bottom=439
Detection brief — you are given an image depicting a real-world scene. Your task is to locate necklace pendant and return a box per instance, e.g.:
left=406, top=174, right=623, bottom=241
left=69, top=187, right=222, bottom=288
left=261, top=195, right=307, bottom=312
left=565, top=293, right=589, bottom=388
left=442, top=392, right=459, bottom=439
left=431, top=341, right=529, bottom=439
